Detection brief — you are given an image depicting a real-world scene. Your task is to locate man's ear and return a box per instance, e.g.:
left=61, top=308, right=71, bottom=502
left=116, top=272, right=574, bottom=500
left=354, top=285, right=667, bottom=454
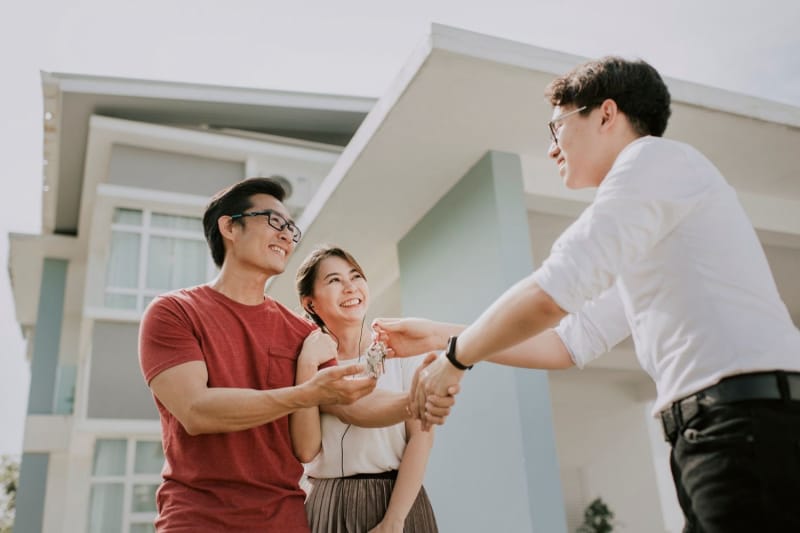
left=218, top=215, right=237, bottom=241
left=599, top=98, right=619, bottom=128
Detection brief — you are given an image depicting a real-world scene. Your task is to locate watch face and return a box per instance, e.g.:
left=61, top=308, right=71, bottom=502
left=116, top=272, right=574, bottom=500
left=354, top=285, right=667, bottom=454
left=447, top=336, right=456, bottom=353
left=445, top=336, right=470, bottom=370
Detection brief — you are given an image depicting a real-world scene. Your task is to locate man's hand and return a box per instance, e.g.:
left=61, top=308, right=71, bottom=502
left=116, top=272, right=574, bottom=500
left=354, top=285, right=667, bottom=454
left=307, top=364, right=377, bottom=405
left=409, top=352, right=461, bottom=430
left=298, top=330, right=338, bottom=368
left=371, top=318, right=450, bottom=358
left=413, top=353, right=465, bottom=430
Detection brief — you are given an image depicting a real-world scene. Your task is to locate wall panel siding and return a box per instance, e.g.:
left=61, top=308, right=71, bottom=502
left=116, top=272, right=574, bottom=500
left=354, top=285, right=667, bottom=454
left=108, top=144, right=244, bottom=196
left=398, top=151, right=567, bottom=533
left=27, top=258, right=68, bottom=415
left=14, top=452, right=49, bottom=533
left=88, top=321, right=158, bottom=419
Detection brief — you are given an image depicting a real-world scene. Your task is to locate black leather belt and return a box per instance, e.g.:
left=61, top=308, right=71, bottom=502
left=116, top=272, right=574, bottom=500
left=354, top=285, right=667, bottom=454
left=342, top=470, right=398, bottom=480
left=660, top=371, right=800, bottom=442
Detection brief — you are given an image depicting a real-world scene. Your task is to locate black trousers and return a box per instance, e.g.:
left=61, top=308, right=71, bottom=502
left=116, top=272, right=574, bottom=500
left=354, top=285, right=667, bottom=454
left=668, top=400, right=800, bottom=532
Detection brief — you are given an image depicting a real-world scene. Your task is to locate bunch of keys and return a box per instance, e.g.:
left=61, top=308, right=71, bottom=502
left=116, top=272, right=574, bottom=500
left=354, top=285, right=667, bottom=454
left=362, top=340, right=388, bottom=378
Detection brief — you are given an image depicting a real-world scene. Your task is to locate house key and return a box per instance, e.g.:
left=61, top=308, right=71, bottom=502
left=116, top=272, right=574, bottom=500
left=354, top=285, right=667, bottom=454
left=363, top=340, right=388, bottom=378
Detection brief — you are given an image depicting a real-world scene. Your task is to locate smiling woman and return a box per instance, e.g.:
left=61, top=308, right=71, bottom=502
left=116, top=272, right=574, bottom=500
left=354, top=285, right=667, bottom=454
left=292, top=245, right=439, bottom=533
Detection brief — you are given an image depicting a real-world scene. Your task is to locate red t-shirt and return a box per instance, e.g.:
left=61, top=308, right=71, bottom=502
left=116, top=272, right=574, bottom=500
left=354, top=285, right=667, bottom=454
left=139, top=285, right=317, bottom=532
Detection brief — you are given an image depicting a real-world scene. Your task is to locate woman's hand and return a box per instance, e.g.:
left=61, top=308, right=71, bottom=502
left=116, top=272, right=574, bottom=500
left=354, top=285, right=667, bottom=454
left=298, top=330, right=338, bottom=368
left=367, top=517, right=404, bottom=533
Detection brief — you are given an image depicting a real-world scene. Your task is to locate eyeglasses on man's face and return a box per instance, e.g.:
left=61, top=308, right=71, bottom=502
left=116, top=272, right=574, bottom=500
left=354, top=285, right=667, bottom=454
left=230, top=209, right=302, bottom=243
left=548, top=105, right=588, bottom=146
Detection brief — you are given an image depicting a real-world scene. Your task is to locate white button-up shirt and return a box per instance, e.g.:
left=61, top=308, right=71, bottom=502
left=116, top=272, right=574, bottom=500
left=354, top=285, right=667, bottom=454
left=535, top=136, right=800, bottom=413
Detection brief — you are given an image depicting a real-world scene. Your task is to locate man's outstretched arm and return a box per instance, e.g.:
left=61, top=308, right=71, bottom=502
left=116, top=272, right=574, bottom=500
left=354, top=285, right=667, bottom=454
left=374, top=310, right=573, bottom=370
left=149, top=361, right=376, bottom=436
left=322, top=354, right=459, bottom=427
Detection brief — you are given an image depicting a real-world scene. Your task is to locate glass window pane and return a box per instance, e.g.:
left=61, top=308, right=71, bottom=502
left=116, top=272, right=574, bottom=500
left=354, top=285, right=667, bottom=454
left=151, top=213, right=202, bottom=232
left=145, top=237, right=172, bottom=290
left=172, top=239, right=207, bottom=287
left=131, top=484, right=159, bottom=513
left=92, top=439, right=127, bottom=476
left=142, top=295, right=156, bottom=310
left=107, top=231, right=140, bottom=289
left=130, top=524, right=156, bottom=533
left=134, top=441, right=164, bottom=474
left=104, top=293, right=138, bottom=310
left=88, top=483, right=124, bottom=533
left=146, top=237, right=206, bottom=291
left=113, top=208, right=143, bottom=226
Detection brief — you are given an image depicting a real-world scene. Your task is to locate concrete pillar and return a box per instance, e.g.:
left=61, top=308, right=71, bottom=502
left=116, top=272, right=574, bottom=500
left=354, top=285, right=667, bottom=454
left=398, top=151, right=567, bottom=533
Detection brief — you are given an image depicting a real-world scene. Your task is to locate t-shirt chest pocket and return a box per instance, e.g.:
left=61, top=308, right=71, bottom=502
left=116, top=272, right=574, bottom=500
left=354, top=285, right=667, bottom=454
left=266, top=346, right=298, bottom=388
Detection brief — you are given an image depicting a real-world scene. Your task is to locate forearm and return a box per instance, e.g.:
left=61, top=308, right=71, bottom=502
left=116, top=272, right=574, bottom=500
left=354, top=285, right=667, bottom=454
left=152, top=358, right=374, bottom=437
left=383, top=427, right=434, bottom=526
left=459, top=277, right=566, bottom=367
left=322, top=389, right=411, bottom=428
left=423, top=322, right=465, bottom=351
left=486, top=329, right=574, bottom=369
left=421, top=320, right=573, bottom=369
left=290, top=360, right=323, bottom=462
left=182, top=384, right=315, bottom=435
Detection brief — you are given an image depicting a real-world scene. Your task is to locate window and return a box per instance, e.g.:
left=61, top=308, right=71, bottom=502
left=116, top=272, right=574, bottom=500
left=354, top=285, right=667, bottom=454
left=105, top=208, right=213, bottom=311
left=88, top=438, right=164, bottom=533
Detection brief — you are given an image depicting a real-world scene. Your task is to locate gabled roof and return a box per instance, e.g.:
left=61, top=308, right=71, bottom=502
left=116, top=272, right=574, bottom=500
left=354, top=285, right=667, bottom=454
left=267, top=24, right=800, bottom=311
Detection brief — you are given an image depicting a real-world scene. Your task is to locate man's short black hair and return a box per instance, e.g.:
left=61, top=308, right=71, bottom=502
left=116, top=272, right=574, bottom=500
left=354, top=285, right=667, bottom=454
left=545, top=56, right=671, bottom=137
left=202, top=177, right=287, bottom=268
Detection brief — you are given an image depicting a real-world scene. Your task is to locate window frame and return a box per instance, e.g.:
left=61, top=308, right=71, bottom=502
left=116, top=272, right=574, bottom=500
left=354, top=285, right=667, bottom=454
left=83, top=184, right=212, bottom=322
left=87, top=436, right=164, bottom=533
left=104, top=207, right=214, bottom=312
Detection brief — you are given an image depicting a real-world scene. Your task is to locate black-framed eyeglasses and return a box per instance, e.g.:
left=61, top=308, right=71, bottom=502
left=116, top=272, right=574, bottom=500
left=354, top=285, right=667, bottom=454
left=548, top=105, right=588, bottom=146
left=230, top=209, right=302, bottom=243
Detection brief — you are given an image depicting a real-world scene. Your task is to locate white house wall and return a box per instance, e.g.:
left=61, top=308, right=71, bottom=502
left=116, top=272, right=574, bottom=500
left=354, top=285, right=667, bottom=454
left=88, top=321, right=157, bottom=420
left=108, top=144, right=245, bottom=196
left=13, top=112, right=349, bottom=531
left=550, top=369, right=677, bottom=533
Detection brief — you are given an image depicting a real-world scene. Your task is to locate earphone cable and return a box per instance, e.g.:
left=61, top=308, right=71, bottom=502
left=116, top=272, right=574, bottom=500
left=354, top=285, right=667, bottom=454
left=337, top=315, right=368, bottom=531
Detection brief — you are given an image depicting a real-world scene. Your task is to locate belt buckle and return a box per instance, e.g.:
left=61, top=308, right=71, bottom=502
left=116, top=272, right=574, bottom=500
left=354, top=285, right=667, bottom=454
left=660, top=408, right=676, bottom=442
left=785, top=373, right=800, bottom=401
left=679, top=395, right=700, bottom=424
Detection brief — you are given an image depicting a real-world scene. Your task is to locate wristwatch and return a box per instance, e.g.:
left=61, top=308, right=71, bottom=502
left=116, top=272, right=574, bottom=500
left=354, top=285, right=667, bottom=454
left=444, top=336, right=473, bottom=371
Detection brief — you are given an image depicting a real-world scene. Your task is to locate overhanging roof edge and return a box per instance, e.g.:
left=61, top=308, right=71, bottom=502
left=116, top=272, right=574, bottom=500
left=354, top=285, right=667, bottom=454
left=429, top=23, right=800, bottom=128
left=294, top=30, right=436, bottom=238
left=41, top=71, right=377, bottom=113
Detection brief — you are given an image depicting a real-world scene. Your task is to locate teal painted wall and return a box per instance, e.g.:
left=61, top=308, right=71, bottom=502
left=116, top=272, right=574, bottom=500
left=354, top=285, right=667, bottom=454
left=27, top=258, right=68, bottom=415
left=14, top=453, right=49, bottom=533
left=15, top=258, right=68, bottom=532
left=398, top=151, right=566, bottom=533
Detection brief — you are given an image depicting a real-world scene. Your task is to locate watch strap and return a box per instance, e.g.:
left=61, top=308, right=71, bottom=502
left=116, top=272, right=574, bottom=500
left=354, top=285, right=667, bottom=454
left=445, top=336, right=473, bottom=371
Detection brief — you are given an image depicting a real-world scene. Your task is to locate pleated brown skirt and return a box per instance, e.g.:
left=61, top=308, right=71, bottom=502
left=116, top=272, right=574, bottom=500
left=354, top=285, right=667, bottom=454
left=305, top=473, right=438, bottom=533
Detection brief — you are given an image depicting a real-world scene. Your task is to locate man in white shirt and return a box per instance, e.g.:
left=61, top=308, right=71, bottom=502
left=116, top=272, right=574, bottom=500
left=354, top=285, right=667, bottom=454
left=374, top=57, right=800, bottom=532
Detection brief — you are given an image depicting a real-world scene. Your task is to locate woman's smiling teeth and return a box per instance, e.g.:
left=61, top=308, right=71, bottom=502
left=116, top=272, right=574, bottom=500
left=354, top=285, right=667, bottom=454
left=269, top=245, right=286, bottom=256
left=340, top=298, right=362, bottom=308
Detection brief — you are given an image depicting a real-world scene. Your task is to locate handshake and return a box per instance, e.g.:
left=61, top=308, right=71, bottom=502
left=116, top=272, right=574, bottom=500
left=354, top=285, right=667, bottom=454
left=372, top=318, right=466, bottom=430
left=301, top=317, right=466, bottom=429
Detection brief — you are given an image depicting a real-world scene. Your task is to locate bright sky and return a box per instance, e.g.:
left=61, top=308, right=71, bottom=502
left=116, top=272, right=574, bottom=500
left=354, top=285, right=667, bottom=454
left=1, top=0, right=798, bottom=455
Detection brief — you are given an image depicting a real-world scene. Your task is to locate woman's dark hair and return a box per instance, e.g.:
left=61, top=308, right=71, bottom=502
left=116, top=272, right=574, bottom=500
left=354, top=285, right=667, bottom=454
left=545, top=56, right=671, bottom=137
left=295, top=244, right=366, bottom=330
left=202, top=177, right=287, bottom=268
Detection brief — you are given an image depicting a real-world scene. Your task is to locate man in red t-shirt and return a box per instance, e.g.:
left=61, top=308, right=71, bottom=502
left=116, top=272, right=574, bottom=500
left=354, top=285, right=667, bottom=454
left=139, top=178, right=382, bottom=532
